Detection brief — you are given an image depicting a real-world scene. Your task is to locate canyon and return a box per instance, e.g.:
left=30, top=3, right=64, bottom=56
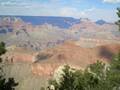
left=0, top=16, right=120, bottom=90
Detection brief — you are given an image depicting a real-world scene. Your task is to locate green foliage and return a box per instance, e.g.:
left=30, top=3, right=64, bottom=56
left=0, top=42, right=18, bottom=90
left=49, top=65, right=75, bottom=90
left=116, top=8, right=120, bottom=31
left=117, top=8, right=120, bottom=19
left=73, top=70, right=85, bottom=90
left=49, top=53, right=120, bottom=90
left=0, top=78, right=18, bottom=90
left=58, top=65, right=74, bottom=90
left=87, top=61, right=106, bottom=79
left=107, top=52, right=120, bottom=88
left=49, top=79, right=59, bottom=89
left=110, top=52, right=120, bottom=70
left=0, top=42, right=6, bottom=56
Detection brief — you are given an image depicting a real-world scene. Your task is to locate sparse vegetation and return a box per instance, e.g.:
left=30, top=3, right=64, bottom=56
left=48, top=8, right=120, bottom=90
left=0, top=6, right=120, bottom=90
left=49, top=53, right=120, bottom=90
left=0, top=42, right=18, bottom=90
left=0, top=42, right=6, bottom=56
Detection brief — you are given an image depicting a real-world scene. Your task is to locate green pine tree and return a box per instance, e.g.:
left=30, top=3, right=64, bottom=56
left=116, top=8, right=120, bottom=31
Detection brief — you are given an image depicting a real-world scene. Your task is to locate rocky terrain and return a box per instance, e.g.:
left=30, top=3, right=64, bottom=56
left=1, top=40, right=120, bottom=90
left=0, top=16, right=120, bottom=90
left=0, top=16, right=120, bottom=50
left=32, top=41, right=120, bottom=75
left=69, top=18, right=120, bottom=40
left=0, top=16, right=76, bottom=51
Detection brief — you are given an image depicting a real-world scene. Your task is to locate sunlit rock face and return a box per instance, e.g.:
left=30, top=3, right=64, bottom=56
left=30, top=41, right=120, bottom=77
left=31, top=63, right=60, bottom=76
left=0, top=16, right=73, bottom=51
left=0, top=16, right=120, bottom=51
left=1, top=42, right=120, bottom=90
left=0, top=16, right=120, bottom=78
left=3, top=53, right=33, bottom=63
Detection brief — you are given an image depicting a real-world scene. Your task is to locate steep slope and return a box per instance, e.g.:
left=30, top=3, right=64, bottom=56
left=0, top=16, right=120, bottom=51
left=2, top=41, right=120, bottom=90
left=2, top=24, right=72, bottom=51
left=2, top=40, right=120, bottom=76
left=32, top=41, right=120, bottom=76
left=68, top=18, right=120, bottom=40
left=2, top=63, right=48, bottom=90
left=0, top=16, right=75, bottom=51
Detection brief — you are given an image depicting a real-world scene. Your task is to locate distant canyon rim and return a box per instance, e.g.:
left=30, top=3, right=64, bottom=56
left=0, top=16, right=120, bottom=77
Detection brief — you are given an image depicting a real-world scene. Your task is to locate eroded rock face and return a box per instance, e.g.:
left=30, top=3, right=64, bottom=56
left=3, top=52, right=34, bottom=63
left=30, top=41, right=120, bottom=77
left=1, top=47, right=35, bottom=63
left=11, top=53, right=34, bottom=63
left=76, top=38, right=120, bottom=48
left=32, top=63, right=60, bottom=76
left=2, top=41, right=120, bottom=77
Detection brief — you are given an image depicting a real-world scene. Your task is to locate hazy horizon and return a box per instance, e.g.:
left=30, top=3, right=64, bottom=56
left=0, top=0, right=120, bottom=22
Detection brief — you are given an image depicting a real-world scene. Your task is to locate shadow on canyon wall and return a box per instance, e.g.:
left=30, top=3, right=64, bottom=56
left=99, top=46, right=114, bottom=60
